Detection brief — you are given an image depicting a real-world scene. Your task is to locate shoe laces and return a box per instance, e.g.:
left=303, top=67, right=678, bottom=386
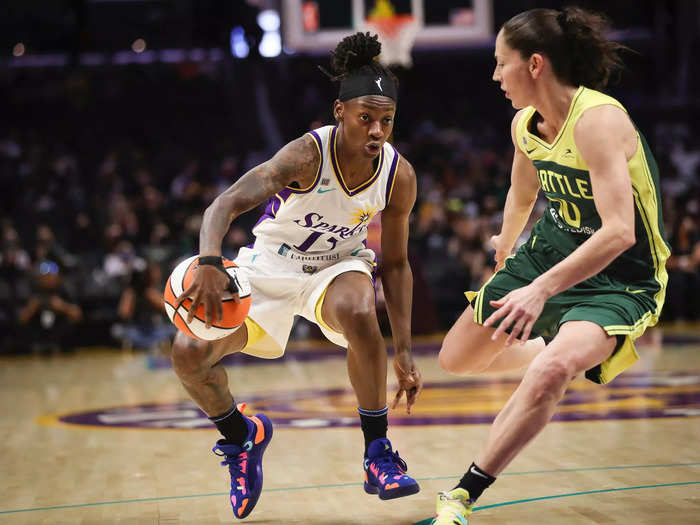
left=371, top=449, right=408, bottom=475
left=437, top=491, right=473, bottom=515
left=213, top=442, right=252, bottom=474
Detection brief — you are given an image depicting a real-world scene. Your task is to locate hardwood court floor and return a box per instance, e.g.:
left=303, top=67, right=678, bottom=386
left=1, top=336, right=699, bottom=524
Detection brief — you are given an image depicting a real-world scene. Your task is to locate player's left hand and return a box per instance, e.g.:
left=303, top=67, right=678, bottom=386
left=484, top=282, right=548, bottom=346
left=391, top=352, right=423, bottom=414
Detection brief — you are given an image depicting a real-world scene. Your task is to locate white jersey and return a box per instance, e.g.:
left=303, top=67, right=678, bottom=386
left=251, top=125, right=401, bottom=268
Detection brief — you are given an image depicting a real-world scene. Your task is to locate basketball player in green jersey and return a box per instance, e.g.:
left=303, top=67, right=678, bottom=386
left=433, top=7, right=670, bottom=523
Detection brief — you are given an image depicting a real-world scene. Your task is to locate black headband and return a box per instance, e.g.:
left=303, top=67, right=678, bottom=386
left=338, top=65, right=397, bottom=102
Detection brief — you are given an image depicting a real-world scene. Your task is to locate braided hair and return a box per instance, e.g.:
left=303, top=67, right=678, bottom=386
left=321, top=32, right=398, bottom=87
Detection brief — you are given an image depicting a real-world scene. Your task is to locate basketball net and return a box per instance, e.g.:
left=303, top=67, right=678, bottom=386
left=360, top=0, right=420, bottom=68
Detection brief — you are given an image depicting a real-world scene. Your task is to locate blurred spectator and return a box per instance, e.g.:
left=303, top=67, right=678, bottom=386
left=111, top=261, right=174, bottom=350
left=104, top=239, right=146, bottom=281
left=33, top=224, right=76, bottom=271
left=0, top=226, right=32, bottom=351
left=664, top=201, right=700, bottom=322
left=18, top=261, right=83, bottom=353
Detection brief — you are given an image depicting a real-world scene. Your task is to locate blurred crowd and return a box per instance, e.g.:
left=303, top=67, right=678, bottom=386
left=1, top=63, right=698, bottom=353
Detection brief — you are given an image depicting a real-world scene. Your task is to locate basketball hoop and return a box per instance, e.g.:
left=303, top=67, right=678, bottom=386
left=360, top=1, right=420, bottom=68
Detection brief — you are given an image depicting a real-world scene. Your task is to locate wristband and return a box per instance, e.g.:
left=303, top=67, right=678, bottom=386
left=198, top=256, right=224, bottom=267
left=197, top=256, right=239, bottom=294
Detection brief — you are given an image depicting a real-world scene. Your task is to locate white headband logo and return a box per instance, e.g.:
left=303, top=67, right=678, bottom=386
left=375, top=77, right=383, bottom=92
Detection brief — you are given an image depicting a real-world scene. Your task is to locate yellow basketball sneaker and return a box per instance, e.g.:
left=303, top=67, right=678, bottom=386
left=433, top=488, right=473, bottom=525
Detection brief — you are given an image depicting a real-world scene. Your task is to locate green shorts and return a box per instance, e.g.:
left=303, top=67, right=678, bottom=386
left=468, top=234, right=663, bottom=384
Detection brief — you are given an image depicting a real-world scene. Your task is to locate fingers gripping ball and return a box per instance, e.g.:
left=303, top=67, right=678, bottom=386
left=163, top=255, right=251, bottom=341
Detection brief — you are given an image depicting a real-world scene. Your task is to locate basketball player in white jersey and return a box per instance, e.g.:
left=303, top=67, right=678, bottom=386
left=171, top=32, right=421, bottom=519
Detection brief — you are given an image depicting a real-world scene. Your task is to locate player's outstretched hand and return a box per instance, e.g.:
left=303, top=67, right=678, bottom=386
left=484, top=282, right=548, bottom=346
left=174, top=264, right=232, bottom=328
left=391, top=352, right=423, bottom=415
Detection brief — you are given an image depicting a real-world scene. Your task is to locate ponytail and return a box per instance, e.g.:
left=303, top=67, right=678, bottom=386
left=502, top=7, right=628, bottom=90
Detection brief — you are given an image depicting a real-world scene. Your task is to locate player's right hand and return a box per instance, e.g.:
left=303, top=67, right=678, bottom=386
left=489, top=234, right=511, bottom=272
left=174, top=265, right=230, bottom=328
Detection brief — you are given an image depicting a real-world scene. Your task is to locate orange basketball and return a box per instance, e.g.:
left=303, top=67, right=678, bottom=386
left=163, top=255, right=251, bottom=341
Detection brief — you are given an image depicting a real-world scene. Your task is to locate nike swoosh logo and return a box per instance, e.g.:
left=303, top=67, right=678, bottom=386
left=470, top=466, right=489, bottom=479
left=317, top=188, right=336, bottom=194
left=526, top=148, right=536, bottom=154
left=625, top=287, right=646, bottom=294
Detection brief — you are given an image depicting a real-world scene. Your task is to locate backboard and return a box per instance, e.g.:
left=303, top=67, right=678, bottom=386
left=282, top=0, right=493, bottom=53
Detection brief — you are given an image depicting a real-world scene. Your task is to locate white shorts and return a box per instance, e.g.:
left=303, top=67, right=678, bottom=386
left=233, top=242, right=376, bottom=358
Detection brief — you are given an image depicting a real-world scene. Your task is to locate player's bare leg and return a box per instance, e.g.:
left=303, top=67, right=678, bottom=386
left=171, top=325, right=272, bottom=519
left=321, top=270, right=420, bottom=499
left=170, top=325, right=248, bottom=416
left=322, top=271, right=387, bottom=410
left=439, top=305, right=545, bottom=375
left=434, top=321, right=616, bottom=523
left=475, top=321, right=616, bottom=475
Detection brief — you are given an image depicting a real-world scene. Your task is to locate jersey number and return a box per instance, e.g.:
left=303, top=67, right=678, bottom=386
left=549, top=197, right=581, bottom=228
left=294, top=231, right=338, bottom=252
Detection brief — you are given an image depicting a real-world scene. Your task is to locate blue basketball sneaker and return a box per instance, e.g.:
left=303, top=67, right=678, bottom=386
left=212, top=413, right=273, bottom=519
left=363, top=438, right=420, bottom=499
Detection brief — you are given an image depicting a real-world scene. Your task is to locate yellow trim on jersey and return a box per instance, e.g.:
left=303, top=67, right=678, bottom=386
left=331, top=126, right=385, bottom=198
left=271, top=191, right=292, bottom=216
left=515, top=106, right=537, bottom=155
left=385, top=150, right=401, bottom=205
left=314, top=285, right=342, bottom=335
left=633, top=141, right=670, bottom=317
left=470, top=255, right=515, bottom=324
left=594, top=335, right=639, bottom=384
left=286, top=131, right=323, bottom=192
left=521, top=86, right=585, bottom=151
left=243, top=317, right=267, bottom=348
left=630, top=186, right=668, bottom=320
left=603, top=310, right=655, bottom=336
left=464, top=291, right=478, bottom=303
left=517, top=86, right=625, bottom=169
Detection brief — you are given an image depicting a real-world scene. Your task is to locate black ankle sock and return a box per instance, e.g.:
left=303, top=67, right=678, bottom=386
left=358, top=406, right=388, bottom=456
left=209, top=404, right=249, bottom=445
left=455, top=462, right=496, bottom=502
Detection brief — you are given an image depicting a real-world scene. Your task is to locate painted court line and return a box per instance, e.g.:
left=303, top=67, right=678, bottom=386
left=1, top=462, right=698, bottom=515
left=412, top=481, right=700, bottom=525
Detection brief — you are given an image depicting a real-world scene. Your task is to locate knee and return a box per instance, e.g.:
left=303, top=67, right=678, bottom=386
left=438, top=341, right=461, bottom=374
left=438, top=333, right=488, bottom=375
left=171, top=332, right=207, bottom=377
left=333, top=294, right=377, bottom=331
left=439, top=343, right=475, bottom=375
left=528, top=356, right=573, bottom=402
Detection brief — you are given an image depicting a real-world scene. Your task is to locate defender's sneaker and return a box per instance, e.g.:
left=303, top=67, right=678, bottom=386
left=212, top=413, right=273, bottom=519
left=433, top=488, right=474, bottom=525
left=363, top=438, right=420, bottom=499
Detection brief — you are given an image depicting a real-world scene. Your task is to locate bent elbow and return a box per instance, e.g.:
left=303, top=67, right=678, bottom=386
left=202, top=201, right=215, bottom=221
left=204, top=196, right=226, bottom=220
left=617, top=228, right=636, bottom=251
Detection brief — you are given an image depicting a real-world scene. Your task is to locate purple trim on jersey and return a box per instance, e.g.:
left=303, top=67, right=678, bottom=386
left=277, top=187, right=293, bottom=202
left=284, top=131, right=323, bottom=194
left=330, top=126, right=385, bottom=197
left=385, top=146, right=400, bottom=205
left=252, top=188, right=294, bottom=230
